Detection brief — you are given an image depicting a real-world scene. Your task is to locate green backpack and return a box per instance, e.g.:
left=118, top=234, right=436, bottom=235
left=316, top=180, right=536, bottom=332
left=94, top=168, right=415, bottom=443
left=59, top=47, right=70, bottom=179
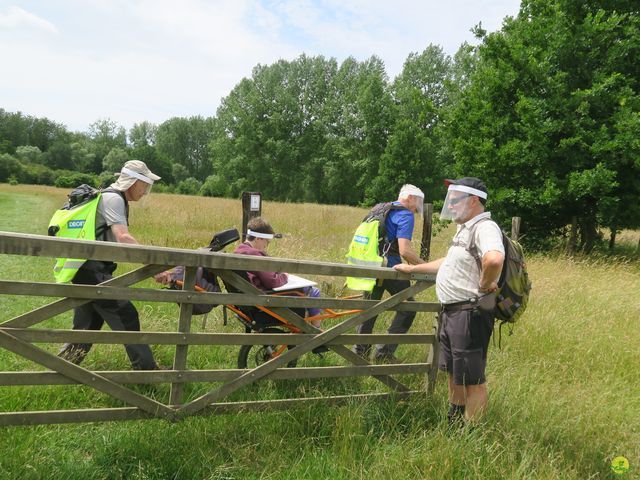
left=468, top=219, right=532, bottom=324
left=346, top=202, right=403, bottom=291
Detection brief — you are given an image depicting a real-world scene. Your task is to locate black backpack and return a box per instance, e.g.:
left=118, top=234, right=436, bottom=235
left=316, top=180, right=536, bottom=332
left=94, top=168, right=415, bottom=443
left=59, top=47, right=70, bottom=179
left=166, top=228, right=240, bottom=315
left=363, top=202, right=406, bottom=257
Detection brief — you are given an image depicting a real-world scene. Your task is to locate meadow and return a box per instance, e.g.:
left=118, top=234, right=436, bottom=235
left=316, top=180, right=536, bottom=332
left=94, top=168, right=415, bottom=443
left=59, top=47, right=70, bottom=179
left=0, top=184, right=638, bottom=480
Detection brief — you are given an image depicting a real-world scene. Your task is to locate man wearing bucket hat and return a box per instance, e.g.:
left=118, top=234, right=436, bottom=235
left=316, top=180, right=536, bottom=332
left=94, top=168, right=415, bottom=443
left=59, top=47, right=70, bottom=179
left=353, top=183, right=426, bottom=363
left=394, top=177, right=504, bottom=425
left=58, top=160, right=164, bottom=370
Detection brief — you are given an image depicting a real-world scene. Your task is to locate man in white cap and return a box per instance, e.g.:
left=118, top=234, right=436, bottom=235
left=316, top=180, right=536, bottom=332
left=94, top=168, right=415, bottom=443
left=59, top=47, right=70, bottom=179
left=394, top=177, right=504, bottom=426
left=58, top=160, right=163, bottom=370
left=353, top=183, right=426, bottom=362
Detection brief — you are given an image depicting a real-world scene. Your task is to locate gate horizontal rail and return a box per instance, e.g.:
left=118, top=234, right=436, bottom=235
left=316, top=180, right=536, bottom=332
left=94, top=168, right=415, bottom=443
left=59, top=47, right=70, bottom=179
left=0, top=231, right=441, bottom=426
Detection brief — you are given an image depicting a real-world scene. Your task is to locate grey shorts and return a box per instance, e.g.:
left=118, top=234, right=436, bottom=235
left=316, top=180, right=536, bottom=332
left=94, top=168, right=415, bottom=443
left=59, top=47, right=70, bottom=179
left=438, top=307, right=494, bottom=385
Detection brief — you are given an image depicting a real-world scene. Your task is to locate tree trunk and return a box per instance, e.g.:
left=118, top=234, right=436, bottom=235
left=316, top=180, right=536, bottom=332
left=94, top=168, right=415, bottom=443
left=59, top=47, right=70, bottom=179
left=608, top=228, right=617, bottom=252
left=580, top=218, right=598, bottom=254
left=567, top=216, right=578, bottom=254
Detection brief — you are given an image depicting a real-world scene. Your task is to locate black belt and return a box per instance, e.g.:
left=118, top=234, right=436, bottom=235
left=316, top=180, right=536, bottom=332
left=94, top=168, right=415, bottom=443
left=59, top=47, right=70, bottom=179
left=441, top=298, right=480, bottom=312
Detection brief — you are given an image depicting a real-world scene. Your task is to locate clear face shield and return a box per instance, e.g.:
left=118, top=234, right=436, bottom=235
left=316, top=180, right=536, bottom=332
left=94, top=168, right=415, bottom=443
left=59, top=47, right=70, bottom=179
left=439, top=185, right=486, bottom=223
left=137, top=181, right=153, bottom=207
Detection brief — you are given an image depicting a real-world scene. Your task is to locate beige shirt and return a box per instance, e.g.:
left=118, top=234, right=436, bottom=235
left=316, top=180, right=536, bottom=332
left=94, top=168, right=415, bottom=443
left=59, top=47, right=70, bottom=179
left=436, top=212, right=504, bottom=304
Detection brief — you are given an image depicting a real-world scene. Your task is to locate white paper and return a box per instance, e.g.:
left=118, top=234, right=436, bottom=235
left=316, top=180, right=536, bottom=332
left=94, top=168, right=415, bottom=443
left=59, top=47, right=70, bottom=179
left=272, top=273, right=317, bottom=292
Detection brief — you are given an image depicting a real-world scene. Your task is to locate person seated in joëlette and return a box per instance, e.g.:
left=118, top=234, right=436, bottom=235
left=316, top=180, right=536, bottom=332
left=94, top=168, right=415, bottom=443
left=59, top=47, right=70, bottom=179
left=234, top=217, right=323, bottom=329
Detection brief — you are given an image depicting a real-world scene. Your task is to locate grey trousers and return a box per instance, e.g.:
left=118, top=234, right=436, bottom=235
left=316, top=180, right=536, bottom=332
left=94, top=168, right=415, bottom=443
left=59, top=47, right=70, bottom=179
left=354, top=278, right=416, bottom=358
left=58, top=261, right=158, bottom=370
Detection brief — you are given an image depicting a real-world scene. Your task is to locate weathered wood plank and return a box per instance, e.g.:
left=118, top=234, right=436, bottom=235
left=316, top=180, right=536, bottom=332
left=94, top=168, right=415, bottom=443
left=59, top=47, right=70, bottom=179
left=0, top=264, right=167, bottom=328
left=427, top=318, right=442, bottom=396
left=0, top=231, right=435, bottom=281
left=178, top=281, right=431, bottom=416
left=3, top=328, right=435, bottom=346
left=0, top=364, right=430, bottom=386
left=170, top=266, right=196, bottom=405
left=0, top=329, right=175, bottom=418
left=0, top=390, right=423, bottom=426
left=0, top=280, right=441, bottom=313
left=215, top=270, right=418, bottom=393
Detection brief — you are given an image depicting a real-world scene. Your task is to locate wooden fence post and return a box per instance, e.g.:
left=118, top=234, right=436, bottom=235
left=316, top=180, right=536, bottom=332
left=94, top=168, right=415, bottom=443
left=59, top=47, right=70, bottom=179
left=420, top=203, right=433, bottom=261
left=241, top=192, right=262, bottom=241
left=511, top=217, right=521, bottom=241
left=169, top=266, right=197, bottom=406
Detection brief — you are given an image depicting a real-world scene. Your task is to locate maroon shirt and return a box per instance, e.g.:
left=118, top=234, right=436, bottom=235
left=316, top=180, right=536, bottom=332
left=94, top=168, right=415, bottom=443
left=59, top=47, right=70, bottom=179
left=233, top=242, right=288, bottom=291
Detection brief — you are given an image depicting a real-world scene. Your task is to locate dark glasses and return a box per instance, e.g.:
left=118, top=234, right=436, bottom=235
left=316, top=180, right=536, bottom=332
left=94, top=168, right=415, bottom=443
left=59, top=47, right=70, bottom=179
left=449, top=194, right=470, bottom=206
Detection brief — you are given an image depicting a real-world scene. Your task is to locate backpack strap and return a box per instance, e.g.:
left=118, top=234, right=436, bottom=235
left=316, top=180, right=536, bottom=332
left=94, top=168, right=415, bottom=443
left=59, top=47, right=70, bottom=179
left=96, top=188, right=129, bottom=241
left=101, top=188, right=129, bottom=223
left=465, top=217, right=499, bottom=271
left=375, top=202, right=408, bottom=258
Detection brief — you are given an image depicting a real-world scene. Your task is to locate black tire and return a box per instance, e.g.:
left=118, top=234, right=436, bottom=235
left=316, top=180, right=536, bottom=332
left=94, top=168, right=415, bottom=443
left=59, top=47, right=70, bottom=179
left=237, top=327, right=298, bottom=369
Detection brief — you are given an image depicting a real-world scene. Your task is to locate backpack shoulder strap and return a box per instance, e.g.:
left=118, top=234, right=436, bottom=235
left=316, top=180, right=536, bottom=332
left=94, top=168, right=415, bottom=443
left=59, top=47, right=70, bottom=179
left=96, top=188, right=130, bottom=240
left=466, top=217, right=501, bottom=269
left=369, top=202, right=409, bottom=257
left=101, top=188, right=130, bottom=224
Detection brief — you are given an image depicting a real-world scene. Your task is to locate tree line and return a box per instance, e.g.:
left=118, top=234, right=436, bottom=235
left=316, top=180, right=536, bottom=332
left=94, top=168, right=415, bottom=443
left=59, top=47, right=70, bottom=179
left=1, top=0, right=638, bottom=252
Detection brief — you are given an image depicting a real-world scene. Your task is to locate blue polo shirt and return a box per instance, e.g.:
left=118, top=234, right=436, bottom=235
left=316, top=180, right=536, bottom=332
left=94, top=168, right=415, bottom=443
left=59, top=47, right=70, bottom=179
left=384, top=203, right=414, bottom=267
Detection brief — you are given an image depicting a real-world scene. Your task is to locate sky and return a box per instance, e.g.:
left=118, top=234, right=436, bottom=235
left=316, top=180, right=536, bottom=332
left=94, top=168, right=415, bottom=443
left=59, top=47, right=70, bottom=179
left=0, top=0, right=522, bottom=133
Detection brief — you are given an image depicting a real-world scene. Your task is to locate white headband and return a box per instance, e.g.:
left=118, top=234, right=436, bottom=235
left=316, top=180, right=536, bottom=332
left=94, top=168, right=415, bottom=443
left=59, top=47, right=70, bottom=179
left=121, top=167, right=154, bottom=185
left=247, top=229, right=274, bottom=239
left=448, top=184, right=487, bottom=199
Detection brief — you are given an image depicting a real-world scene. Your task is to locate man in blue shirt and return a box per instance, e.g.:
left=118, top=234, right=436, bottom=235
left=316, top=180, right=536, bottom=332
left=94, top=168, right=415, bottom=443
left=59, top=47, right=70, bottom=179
left=354, top=184, right=426, bottom=362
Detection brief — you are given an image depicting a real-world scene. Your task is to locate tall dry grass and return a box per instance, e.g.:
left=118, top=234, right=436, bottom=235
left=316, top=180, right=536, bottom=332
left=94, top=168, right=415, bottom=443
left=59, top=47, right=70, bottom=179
left=0, top=184, right=638, bottom=480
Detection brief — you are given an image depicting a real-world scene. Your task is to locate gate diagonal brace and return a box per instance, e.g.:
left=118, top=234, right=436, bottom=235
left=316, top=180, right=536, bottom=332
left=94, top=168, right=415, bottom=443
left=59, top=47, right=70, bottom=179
left=177, top=275, right=431, bottom=418
left=0, top=264, right=168, bottom=329
left=216, top=270, right=434, bottom=393
left=0, top=329, right=175, bottom=420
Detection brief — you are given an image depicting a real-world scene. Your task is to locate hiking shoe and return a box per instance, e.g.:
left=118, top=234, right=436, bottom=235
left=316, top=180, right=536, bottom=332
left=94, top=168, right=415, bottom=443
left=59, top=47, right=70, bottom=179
left=351, top=345, right=371, bottom=360
left=373, top=354, right=403, bottom=364
left=57, top=344, right=87, bottom=365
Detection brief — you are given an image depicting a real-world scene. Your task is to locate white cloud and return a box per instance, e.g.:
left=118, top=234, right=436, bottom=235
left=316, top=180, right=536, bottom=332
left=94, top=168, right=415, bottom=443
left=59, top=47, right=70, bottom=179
left=0, top=5, right=57, bottom=34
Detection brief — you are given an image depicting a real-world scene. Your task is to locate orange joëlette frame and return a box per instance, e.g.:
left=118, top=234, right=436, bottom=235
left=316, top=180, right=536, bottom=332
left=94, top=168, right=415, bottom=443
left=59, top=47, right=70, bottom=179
left=173, top=280, right=361, bottom=332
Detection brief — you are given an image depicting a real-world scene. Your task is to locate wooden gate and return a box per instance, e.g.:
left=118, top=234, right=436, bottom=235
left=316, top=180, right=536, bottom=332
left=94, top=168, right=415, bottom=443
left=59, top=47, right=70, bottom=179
left=0, top=231, right=440, bottom=426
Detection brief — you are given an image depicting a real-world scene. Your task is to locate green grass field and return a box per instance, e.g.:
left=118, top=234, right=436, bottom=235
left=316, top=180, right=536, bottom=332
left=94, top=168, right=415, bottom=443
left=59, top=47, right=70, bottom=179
left=0, top=184, right=638, bottom=480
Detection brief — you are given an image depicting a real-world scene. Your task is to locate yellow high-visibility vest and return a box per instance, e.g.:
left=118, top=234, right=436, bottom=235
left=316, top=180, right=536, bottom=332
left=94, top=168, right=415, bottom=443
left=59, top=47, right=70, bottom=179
left=48, top=193, right=102, bottom=283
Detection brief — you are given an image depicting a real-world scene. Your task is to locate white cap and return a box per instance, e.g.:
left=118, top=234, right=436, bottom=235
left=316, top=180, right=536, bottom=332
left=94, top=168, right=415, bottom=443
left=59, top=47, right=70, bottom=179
left=111, top=160, right=161, bottom=191
left=398, top=184, right=425, bottom=199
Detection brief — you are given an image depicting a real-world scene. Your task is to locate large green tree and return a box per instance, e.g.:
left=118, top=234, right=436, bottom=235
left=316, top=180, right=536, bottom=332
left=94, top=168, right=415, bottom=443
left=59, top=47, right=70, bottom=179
left=212, top=55, right=338, bottom=201
left=86, top=119, right=127, bottom=173
left=447, top=0, right=640, bottom=250
left=211, top=54, right=393, bottom=205
left=370, top=45, right=454, bottom=203
left=0, top=109, right=67, bottom=154
left=129, top=121, right=157, bottom=148
left=156, top=116, right=215, bottom=181
left=321, top=56, right=393, bottom=205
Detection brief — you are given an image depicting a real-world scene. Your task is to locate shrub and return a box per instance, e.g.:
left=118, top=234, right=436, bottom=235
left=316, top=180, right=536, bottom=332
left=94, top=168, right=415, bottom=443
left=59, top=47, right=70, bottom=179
left=199, top=174, right=227, bottom=197
left=0, top=153, right=23, bottom=182
left=97, top=171, right=116, bottom=188
left=54, top=172, right=99, bottom=188
left=15, top=145, right=43, bottom=164
left=176, top=177, right=202, bottom=195
left=18, top=162, right=56, bottom=185
left=151, top=183, right=175, bottom=194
